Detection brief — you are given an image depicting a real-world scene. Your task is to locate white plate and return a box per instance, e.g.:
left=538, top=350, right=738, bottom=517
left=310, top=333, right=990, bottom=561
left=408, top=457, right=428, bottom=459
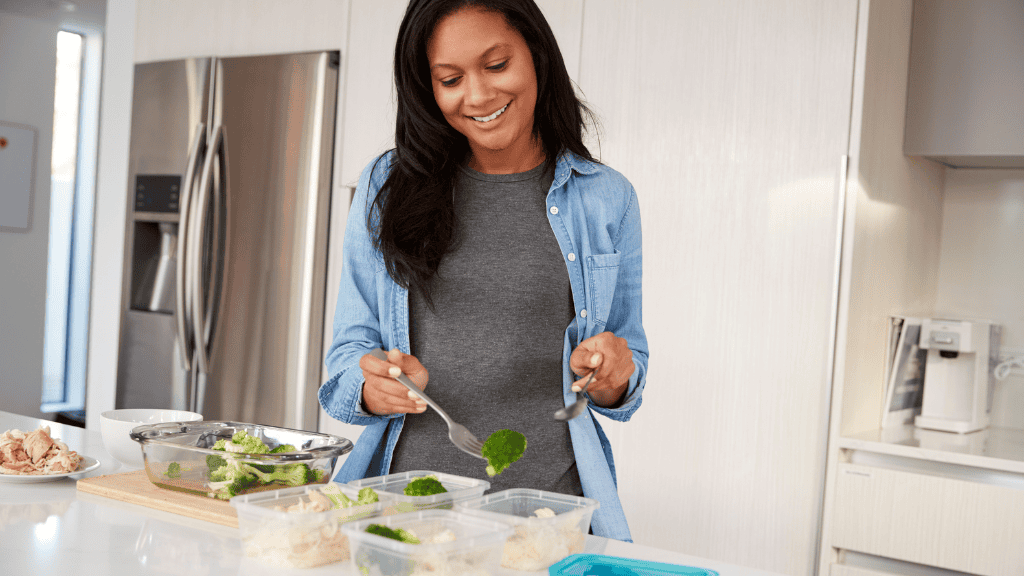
left=0, top=455, right=101, bottom=483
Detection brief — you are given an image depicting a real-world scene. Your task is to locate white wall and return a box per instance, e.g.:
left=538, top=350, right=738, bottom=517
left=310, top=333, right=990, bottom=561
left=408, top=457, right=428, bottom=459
left=935, top=169, right=1024, bottom=429
left=579, top=2, right=857, bottom=573
left=0, top=11, right=58, bottom=421
left=84, top=0, right=136, bottom=432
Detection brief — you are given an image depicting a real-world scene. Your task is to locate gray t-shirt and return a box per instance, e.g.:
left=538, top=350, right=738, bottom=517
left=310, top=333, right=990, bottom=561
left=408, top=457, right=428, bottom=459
left=389, top=161, right=581, bottom=496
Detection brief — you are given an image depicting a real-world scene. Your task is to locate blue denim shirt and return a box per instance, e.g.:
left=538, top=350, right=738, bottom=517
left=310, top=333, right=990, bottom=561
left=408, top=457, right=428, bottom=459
left=319, top=150, right=648, bottom=542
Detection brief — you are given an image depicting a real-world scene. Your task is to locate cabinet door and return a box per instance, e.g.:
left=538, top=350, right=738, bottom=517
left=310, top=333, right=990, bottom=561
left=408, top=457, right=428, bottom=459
left=903, top=0, right=1024, bottom=167
left=577, top=1, right=857, bottom=574
left=833, top=463, right=1024, bottom=575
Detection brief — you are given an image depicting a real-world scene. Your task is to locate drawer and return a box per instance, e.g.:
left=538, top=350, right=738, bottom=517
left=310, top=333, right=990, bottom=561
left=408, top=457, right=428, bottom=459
left=832, top=463, right=1024, bottom=576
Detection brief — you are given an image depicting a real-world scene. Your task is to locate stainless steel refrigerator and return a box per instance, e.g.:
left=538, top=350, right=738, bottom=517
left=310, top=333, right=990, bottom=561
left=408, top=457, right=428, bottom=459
left=116, top=51, right=338, bottom=431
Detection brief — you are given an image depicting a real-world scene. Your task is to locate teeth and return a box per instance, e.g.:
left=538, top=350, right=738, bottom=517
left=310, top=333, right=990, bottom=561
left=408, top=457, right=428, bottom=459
left=472, top=103, right=508, bottom=122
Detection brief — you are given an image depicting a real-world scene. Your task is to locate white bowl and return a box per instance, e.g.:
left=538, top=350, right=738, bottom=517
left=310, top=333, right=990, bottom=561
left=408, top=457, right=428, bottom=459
left=100, top=409, right=202, bottom=469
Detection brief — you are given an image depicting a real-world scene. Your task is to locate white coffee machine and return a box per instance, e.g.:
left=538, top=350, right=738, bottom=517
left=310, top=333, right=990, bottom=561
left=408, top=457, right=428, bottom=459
left=915, top=318, right=1001, bottom=434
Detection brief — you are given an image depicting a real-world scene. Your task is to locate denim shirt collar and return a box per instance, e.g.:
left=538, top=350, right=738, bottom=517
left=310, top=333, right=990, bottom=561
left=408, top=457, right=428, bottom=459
left=553, top=151, right=600, bottom=190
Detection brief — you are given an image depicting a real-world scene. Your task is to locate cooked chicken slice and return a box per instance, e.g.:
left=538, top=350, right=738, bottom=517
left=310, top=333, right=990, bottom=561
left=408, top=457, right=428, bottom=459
left=24, top=427, right=55, bottom=463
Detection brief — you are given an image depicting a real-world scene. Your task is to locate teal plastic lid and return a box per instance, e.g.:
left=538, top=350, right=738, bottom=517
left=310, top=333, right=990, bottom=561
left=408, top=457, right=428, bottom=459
left=549, top=554, right=719, bottom=576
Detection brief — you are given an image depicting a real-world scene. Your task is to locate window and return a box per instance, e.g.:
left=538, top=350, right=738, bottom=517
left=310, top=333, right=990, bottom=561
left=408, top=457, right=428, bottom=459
left=41, top=29, right=100, bottom=415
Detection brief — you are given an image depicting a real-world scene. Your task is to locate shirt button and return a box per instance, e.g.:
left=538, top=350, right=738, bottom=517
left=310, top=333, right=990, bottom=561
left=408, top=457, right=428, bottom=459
left=550, top=206, right=559, bottom=215
left=567, top=253, right=576, bottom=262
left=580, top=309, right=588, bottom=318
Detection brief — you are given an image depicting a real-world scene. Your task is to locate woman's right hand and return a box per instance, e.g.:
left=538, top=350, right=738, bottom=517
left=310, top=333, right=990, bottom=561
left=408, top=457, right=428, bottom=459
left=359, top=348, right=429, bottom=415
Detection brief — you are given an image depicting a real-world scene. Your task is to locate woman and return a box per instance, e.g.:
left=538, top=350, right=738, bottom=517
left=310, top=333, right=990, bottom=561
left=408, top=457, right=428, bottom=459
left=319, top=0, right=648, bottom=542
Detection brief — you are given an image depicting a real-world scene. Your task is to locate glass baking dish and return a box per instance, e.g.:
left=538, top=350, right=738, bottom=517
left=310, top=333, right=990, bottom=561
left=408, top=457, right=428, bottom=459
left=129, top=421, right=352, bottom=500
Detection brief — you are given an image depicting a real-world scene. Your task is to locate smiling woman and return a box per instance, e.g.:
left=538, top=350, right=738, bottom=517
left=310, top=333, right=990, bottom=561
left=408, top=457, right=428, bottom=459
left=319, top=0, right=649, bottom=543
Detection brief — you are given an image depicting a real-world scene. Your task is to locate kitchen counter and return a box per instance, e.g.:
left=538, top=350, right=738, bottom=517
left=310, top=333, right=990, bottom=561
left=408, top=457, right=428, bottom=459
left=0, top=411, right=785, bottom=576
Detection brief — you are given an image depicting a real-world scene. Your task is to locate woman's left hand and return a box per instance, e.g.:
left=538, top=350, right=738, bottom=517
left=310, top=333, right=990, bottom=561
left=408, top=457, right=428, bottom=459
left=569, top=332, right=634, bottom=408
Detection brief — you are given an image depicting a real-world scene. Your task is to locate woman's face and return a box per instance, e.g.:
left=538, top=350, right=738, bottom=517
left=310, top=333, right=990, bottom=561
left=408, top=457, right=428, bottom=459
left=427, top=7, right=541, bottom=172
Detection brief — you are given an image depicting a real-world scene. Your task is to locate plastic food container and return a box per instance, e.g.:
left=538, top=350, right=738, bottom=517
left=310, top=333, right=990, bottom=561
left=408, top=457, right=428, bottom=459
left=128, top=421, right=352, bottom=499
left=231, top=483, right=399, bottom=568
left=549, top=554, right=719, bottom=576
left=346, top=470, right=490, bottom=512
left=454, top=489, right=599, bottom=571
left=342, top=509, right=514, bottom=576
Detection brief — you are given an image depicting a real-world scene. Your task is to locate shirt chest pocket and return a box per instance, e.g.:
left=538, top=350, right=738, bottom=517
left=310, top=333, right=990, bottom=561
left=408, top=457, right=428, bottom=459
left=584, top=251, right=621, bottom=327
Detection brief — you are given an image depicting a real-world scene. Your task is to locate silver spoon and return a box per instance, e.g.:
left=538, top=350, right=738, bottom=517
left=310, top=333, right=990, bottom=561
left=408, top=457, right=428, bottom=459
left=554, top=371, right=596, bottom=421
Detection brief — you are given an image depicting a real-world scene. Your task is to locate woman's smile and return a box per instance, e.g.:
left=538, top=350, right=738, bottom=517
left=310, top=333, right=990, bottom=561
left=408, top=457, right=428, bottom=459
left=470, top=102, right=510, bottom=123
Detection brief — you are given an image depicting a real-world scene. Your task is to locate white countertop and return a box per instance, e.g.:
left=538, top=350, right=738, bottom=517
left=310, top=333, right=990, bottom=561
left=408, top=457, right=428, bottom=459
left=0, top=411, right=785, bottom=576
left=838, top=424, right=1024, bottom=474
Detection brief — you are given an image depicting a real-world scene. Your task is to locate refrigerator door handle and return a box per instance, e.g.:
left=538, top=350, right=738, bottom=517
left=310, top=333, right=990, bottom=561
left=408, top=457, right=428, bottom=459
left=175, top=123, right=206, bottom=371
left=207, top=129, right=229, bottom=352
left=190, top=123, right=223, bottom=376
left=196, top=127, right=229, bottom=415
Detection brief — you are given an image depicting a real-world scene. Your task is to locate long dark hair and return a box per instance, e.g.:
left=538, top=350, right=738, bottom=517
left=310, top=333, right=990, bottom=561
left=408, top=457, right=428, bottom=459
left=371, top=0, right=597, bottom=305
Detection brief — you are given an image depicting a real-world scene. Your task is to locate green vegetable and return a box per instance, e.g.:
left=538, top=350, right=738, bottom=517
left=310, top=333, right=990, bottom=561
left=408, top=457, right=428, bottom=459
left=357, top=487, right=379, bottom=505
left=403, top=475, right=447, bottom=497
left=482, top=429, right=527, bottom=477
left=204, top=430, right=324, bottom=500
left=165, top=462, right=182, bottom=479
left=325, top=486, right=379, bottom=510
left=229, top=430, right=270, bottom=454
left=366, top=524, right=420, bottom=544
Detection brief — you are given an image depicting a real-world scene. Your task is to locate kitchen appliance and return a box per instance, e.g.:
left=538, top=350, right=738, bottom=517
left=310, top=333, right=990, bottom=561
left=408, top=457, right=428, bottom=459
left=116, top=52, right=338, bottom=431
left=914, top=318, right=1001, bottom=434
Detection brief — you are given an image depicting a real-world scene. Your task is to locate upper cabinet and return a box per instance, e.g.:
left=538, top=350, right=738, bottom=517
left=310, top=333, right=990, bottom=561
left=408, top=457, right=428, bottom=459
left=903, top=0, right=1024, bottom=168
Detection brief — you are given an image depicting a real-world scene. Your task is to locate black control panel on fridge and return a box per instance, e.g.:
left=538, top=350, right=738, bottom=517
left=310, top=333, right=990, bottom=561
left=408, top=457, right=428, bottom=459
left=134, top=175, right=181, bottom=214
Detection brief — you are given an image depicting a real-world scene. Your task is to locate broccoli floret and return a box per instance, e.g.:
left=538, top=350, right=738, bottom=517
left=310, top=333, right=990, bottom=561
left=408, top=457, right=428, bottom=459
left=366, top=524, right=420, bottom=544
left=269, top=464, right=314, bottom=486
left=357, top=487, right=379, bottom=506
left=403, top=475, right=447, bottom=497
left=208, top=465, right=258, bottom=500
left=206, top=453, right=227, bottom=471
left=228, top=430, right=270, bottom=454
left=482, top=429, right=527, bottom=477
left=165, top=462, right=182, bottom=479
left=204, top=432, right=319, bottom=499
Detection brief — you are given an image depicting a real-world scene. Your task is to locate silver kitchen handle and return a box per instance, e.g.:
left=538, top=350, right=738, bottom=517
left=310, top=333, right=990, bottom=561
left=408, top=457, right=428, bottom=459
left=198, top=126, right=229, bottom=411
left=190, top=123, right=223, bottom=375
left=175, top=123, right=206, bottom=371
left=205, top=128, right=228, bottom=352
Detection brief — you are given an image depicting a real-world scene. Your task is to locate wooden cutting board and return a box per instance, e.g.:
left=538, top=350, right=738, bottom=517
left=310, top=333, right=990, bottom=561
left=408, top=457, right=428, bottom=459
left=76, top=470, right=238, bottom=528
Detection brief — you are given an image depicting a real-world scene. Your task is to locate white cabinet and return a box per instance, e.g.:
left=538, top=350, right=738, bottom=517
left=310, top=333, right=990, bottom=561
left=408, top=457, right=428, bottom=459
left=903, top=0, right=1024, bottom=168
left=832, top=462, right=1024, bottom=575
left=820, top=0, right=1024, bottom=574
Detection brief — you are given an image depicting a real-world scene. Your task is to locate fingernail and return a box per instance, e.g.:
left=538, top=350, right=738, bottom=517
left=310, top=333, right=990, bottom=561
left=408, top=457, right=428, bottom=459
left=407, top=390, right=420, bottom=400
left=416, top=405, right=426, bottom=412
left=571, top=386, right=581, bottom=392
left=591, top=353, right=601, bottom=365
left=389, top=367, right=401, bottom=377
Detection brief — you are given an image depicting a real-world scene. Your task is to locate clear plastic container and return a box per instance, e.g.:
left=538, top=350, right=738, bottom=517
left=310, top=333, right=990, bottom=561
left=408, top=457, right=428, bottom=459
left=346, top=470, right=490, bottom=512
left=230, top=483, right=399, bottom=568
left=454, top=489, right=599, bottom=571
left=128, top=421, right=352, bottom=499
left=342, top=509, right=514, bottom=576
